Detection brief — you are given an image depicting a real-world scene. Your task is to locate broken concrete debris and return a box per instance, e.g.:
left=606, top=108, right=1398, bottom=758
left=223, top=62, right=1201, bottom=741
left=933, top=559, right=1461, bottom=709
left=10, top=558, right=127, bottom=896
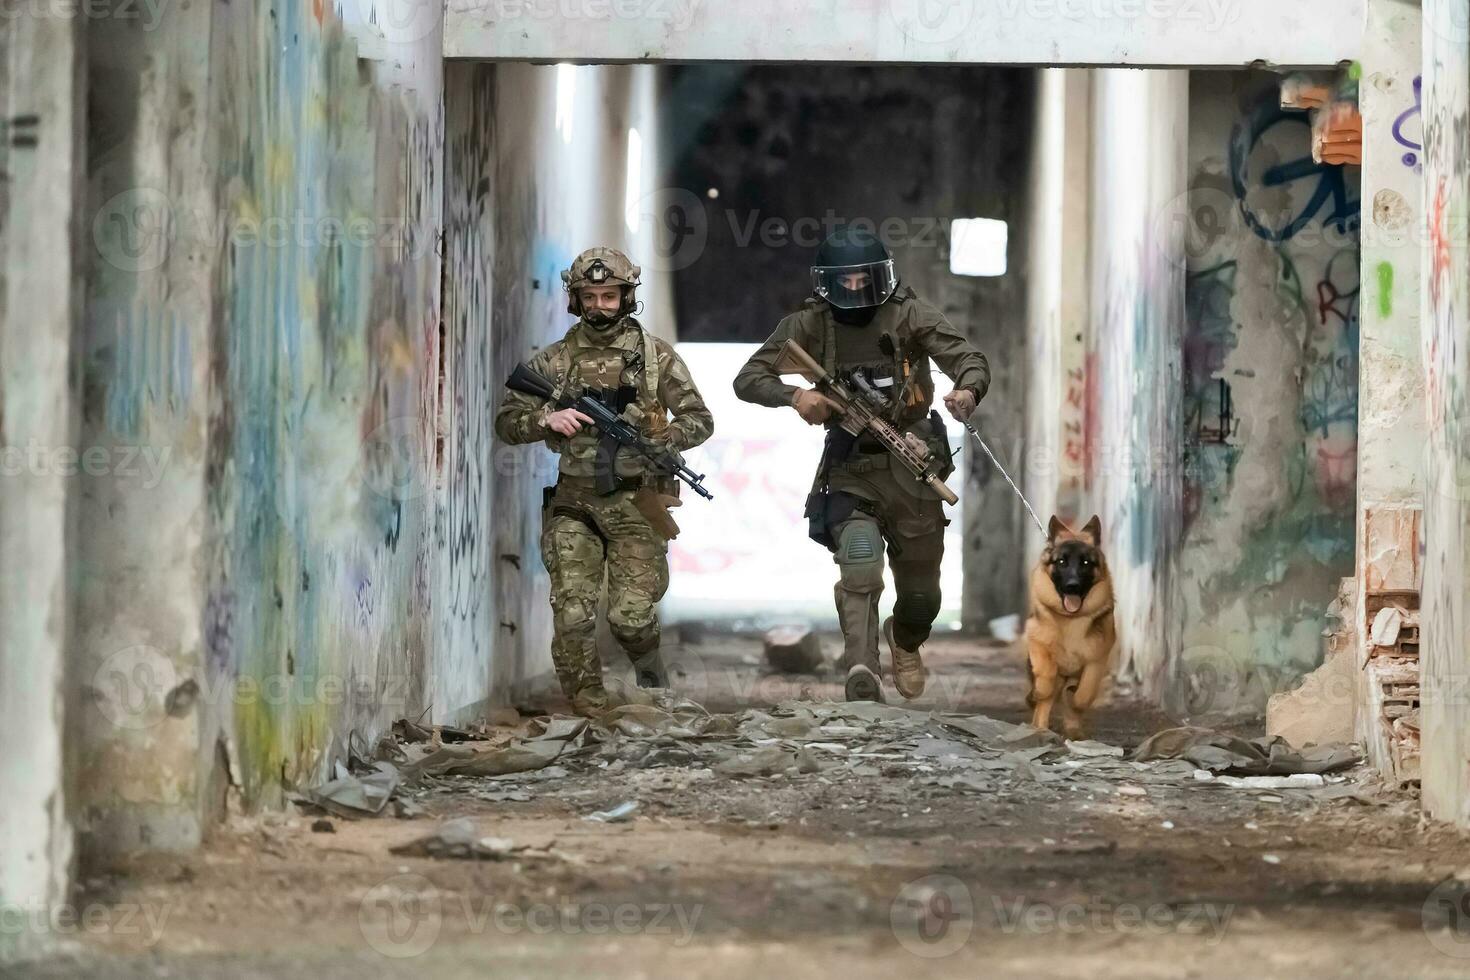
left=763, top=626, right=826, bottom=673
left=312, top=693, right=1375, bottom=845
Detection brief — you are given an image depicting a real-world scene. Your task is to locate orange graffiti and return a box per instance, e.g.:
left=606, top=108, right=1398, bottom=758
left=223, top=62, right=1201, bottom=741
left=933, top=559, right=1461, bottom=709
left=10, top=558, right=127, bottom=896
left=1429, top=176, right=1451, bottom=307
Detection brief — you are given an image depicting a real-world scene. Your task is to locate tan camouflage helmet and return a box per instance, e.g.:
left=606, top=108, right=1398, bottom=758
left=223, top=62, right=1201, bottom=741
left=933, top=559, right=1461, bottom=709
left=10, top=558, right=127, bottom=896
left=561, top=246, right=642, bottom=317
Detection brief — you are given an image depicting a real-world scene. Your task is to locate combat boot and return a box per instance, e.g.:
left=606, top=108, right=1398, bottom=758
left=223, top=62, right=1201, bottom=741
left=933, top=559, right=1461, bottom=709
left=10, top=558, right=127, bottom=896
left=844, top=663, right=885, bottom=703
left=883, top=616, right=927, bottom=700
left=570, top=681, right=610, bottom=717
left=629, top=650, right=668, bottom=689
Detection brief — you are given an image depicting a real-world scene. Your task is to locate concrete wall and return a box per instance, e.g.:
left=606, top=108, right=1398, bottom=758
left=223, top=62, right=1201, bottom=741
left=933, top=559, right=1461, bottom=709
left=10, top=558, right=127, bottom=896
left=1085, top=69, right=1188, bottom=705
left=74, top=0, right=447, bottom=845
left=0, top=8, right=83, bottom=960
left=1175, top=70, right=1361, bottom=718
left=445, top=0, right=1363, bottom=68
left=1420, top=0, right=1470, bottom=825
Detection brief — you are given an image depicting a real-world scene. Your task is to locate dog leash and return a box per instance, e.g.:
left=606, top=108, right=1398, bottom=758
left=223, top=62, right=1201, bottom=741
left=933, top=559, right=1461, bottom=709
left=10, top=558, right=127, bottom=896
left=960, top=420, right=1047, bottom=537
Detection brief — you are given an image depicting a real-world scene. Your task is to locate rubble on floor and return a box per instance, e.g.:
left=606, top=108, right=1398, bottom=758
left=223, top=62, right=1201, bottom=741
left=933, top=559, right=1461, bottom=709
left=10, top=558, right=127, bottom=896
left=297, top=678, right=1384, bottom=846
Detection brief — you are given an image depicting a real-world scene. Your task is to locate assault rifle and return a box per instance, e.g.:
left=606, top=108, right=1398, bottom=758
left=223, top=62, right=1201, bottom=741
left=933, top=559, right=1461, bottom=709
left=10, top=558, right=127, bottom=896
left=775, top=340, right=958, bottom=506
left=504, top=361, right=714, bottom=501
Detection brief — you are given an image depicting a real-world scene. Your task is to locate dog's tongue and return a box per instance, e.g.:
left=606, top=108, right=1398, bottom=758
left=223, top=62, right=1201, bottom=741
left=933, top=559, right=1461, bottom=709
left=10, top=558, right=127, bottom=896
left=1063, top=594, right=1083, bottom=614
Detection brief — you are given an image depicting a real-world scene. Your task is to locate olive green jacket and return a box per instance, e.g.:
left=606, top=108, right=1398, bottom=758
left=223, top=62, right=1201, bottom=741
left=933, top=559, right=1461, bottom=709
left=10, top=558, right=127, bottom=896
left=733, top=286, right=989, bottom=427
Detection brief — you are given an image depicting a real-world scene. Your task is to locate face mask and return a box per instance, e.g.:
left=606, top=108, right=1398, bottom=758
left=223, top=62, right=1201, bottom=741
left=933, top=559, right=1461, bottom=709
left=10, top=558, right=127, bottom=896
left=832, top=304, right=879, bottom=327
left=582, top=308, right=622, bottom=330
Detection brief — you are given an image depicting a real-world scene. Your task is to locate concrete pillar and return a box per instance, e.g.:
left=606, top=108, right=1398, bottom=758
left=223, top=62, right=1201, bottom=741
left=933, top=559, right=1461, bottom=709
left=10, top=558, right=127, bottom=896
left=72, top=5, right=219, bottom=858
left=1024, top=68, right=1092, bottom=577
left=1355, top=0, right=1426, bottom=775
left=1420, top=0, right=1470, bottom=825
left=1086, top=69, right=1188, bottom=705
left=0, top=8, right=83, bottom=961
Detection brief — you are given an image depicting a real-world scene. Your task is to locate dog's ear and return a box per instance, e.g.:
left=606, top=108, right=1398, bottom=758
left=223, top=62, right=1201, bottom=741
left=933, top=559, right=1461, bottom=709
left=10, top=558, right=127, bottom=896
left=1047, top=515, right=1066, bottom=541
left=1082, top=514, right=1102, bottom=544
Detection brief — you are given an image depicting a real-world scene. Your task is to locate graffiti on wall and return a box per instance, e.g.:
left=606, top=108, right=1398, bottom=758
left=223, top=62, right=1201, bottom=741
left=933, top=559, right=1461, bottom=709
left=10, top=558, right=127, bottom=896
left=1175, top=73, right=1360, bottom=714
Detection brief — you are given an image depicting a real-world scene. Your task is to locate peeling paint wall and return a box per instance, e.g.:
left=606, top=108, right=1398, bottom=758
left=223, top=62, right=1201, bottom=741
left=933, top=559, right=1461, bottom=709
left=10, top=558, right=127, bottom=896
left=1420, top=0, right=1470, bottom=826
left=1086, top=69, right=1188, bottom=704
left=1176, top=71, right=1360, bottom=717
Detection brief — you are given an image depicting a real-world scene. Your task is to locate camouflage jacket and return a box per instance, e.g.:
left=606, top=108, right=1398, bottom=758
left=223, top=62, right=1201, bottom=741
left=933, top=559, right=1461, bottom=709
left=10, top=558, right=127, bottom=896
left=494, top=317, right=714, bottom=479
left=732, top=285, right=990, bottom=430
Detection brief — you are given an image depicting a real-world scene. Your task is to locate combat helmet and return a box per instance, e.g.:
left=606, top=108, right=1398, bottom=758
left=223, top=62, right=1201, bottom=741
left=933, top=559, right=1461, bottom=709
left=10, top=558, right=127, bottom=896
left=561, top=247, right=642, bottom=324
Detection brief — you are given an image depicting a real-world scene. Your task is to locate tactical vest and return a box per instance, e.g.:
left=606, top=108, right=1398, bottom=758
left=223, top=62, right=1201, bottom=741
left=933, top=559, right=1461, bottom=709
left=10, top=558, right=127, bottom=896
left=545, top=318, right=663, bottom=479
left=793, top=286, right=935, bottom=428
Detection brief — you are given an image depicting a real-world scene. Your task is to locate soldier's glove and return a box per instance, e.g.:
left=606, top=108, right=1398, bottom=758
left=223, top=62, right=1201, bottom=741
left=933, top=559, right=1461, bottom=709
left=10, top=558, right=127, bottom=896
left=792, top=389, right=839, bottom=425
left=943, top=387, right=977, bottom=422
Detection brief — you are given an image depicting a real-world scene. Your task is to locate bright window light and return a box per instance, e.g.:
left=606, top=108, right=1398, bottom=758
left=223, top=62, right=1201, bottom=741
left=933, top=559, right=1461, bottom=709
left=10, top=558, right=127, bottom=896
left=555, top=64, right=577, bottom=144
left=624, top=128, right=643, bottom=234
left=949, top=218, right=1008, bottom=277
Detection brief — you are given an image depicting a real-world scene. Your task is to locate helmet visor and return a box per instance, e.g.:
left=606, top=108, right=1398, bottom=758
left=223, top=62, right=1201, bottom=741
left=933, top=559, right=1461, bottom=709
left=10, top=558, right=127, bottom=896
left=812, top=259, right=897, bottom=310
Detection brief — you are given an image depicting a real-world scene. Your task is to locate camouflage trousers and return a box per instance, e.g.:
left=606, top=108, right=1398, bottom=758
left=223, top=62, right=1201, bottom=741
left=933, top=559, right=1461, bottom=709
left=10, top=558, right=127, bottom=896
left=540, top=478, right=670, bottom=698
left=827, top=453, right=947, bottom=672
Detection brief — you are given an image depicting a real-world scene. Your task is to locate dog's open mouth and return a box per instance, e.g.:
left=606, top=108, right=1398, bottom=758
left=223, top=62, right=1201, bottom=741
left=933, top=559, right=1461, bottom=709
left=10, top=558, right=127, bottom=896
left=1062, top=594, right=1084, bottom=614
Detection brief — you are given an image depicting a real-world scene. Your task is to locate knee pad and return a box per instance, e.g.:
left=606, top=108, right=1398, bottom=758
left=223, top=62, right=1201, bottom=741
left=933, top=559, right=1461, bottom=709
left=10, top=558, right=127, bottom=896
left=550, top=591, right=598, bottom=639
left=894, top=589, right=941, bottom=626
left=893, top=590, right=941, bottom=649
left=610, top=619, right=660, bottom=655
left=835, top=522, right=884, bottom=593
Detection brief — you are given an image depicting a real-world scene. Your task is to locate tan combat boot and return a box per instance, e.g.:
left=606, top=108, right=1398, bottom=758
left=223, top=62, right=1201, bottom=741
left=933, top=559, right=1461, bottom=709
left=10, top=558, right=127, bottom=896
left=883, top=616, right=927, bottom=700
left=844, top=663, right=886, bottom=703
left=570, top=681, right=610, bottom=717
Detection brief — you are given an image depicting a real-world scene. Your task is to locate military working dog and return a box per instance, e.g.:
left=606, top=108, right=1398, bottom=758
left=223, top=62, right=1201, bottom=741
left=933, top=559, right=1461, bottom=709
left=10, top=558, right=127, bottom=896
left=1024, top=515, right=1116, bottom=737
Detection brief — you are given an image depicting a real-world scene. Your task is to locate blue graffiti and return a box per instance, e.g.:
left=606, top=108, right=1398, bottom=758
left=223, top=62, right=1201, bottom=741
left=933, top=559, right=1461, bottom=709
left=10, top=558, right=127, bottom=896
left=1229, top=103, right=1360, bottom=243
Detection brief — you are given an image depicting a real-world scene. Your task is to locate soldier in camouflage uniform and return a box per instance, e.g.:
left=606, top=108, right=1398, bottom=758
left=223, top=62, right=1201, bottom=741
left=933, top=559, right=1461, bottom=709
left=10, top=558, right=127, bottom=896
left=495, top=247, right=714, bottom=715
left=734, top=228, right=989, bottom=703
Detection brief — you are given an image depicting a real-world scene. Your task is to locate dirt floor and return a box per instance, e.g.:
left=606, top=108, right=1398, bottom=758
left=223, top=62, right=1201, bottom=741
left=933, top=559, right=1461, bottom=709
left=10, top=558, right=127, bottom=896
left=15, top=631, right=1470, bottom=979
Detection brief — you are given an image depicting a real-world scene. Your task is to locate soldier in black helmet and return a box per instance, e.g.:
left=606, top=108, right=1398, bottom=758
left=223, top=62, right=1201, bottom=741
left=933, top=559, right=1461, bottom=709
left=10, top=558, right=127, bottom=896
left=733, top=226, right=989, bottom=702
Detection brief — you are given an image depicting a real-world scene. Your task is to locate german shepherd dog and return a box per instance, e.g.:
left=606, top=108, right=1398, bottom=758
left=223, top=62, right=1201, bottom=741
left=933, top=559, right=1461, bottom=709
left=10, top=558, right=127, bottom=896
left=1025, top=515, right=1116, bottom=738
